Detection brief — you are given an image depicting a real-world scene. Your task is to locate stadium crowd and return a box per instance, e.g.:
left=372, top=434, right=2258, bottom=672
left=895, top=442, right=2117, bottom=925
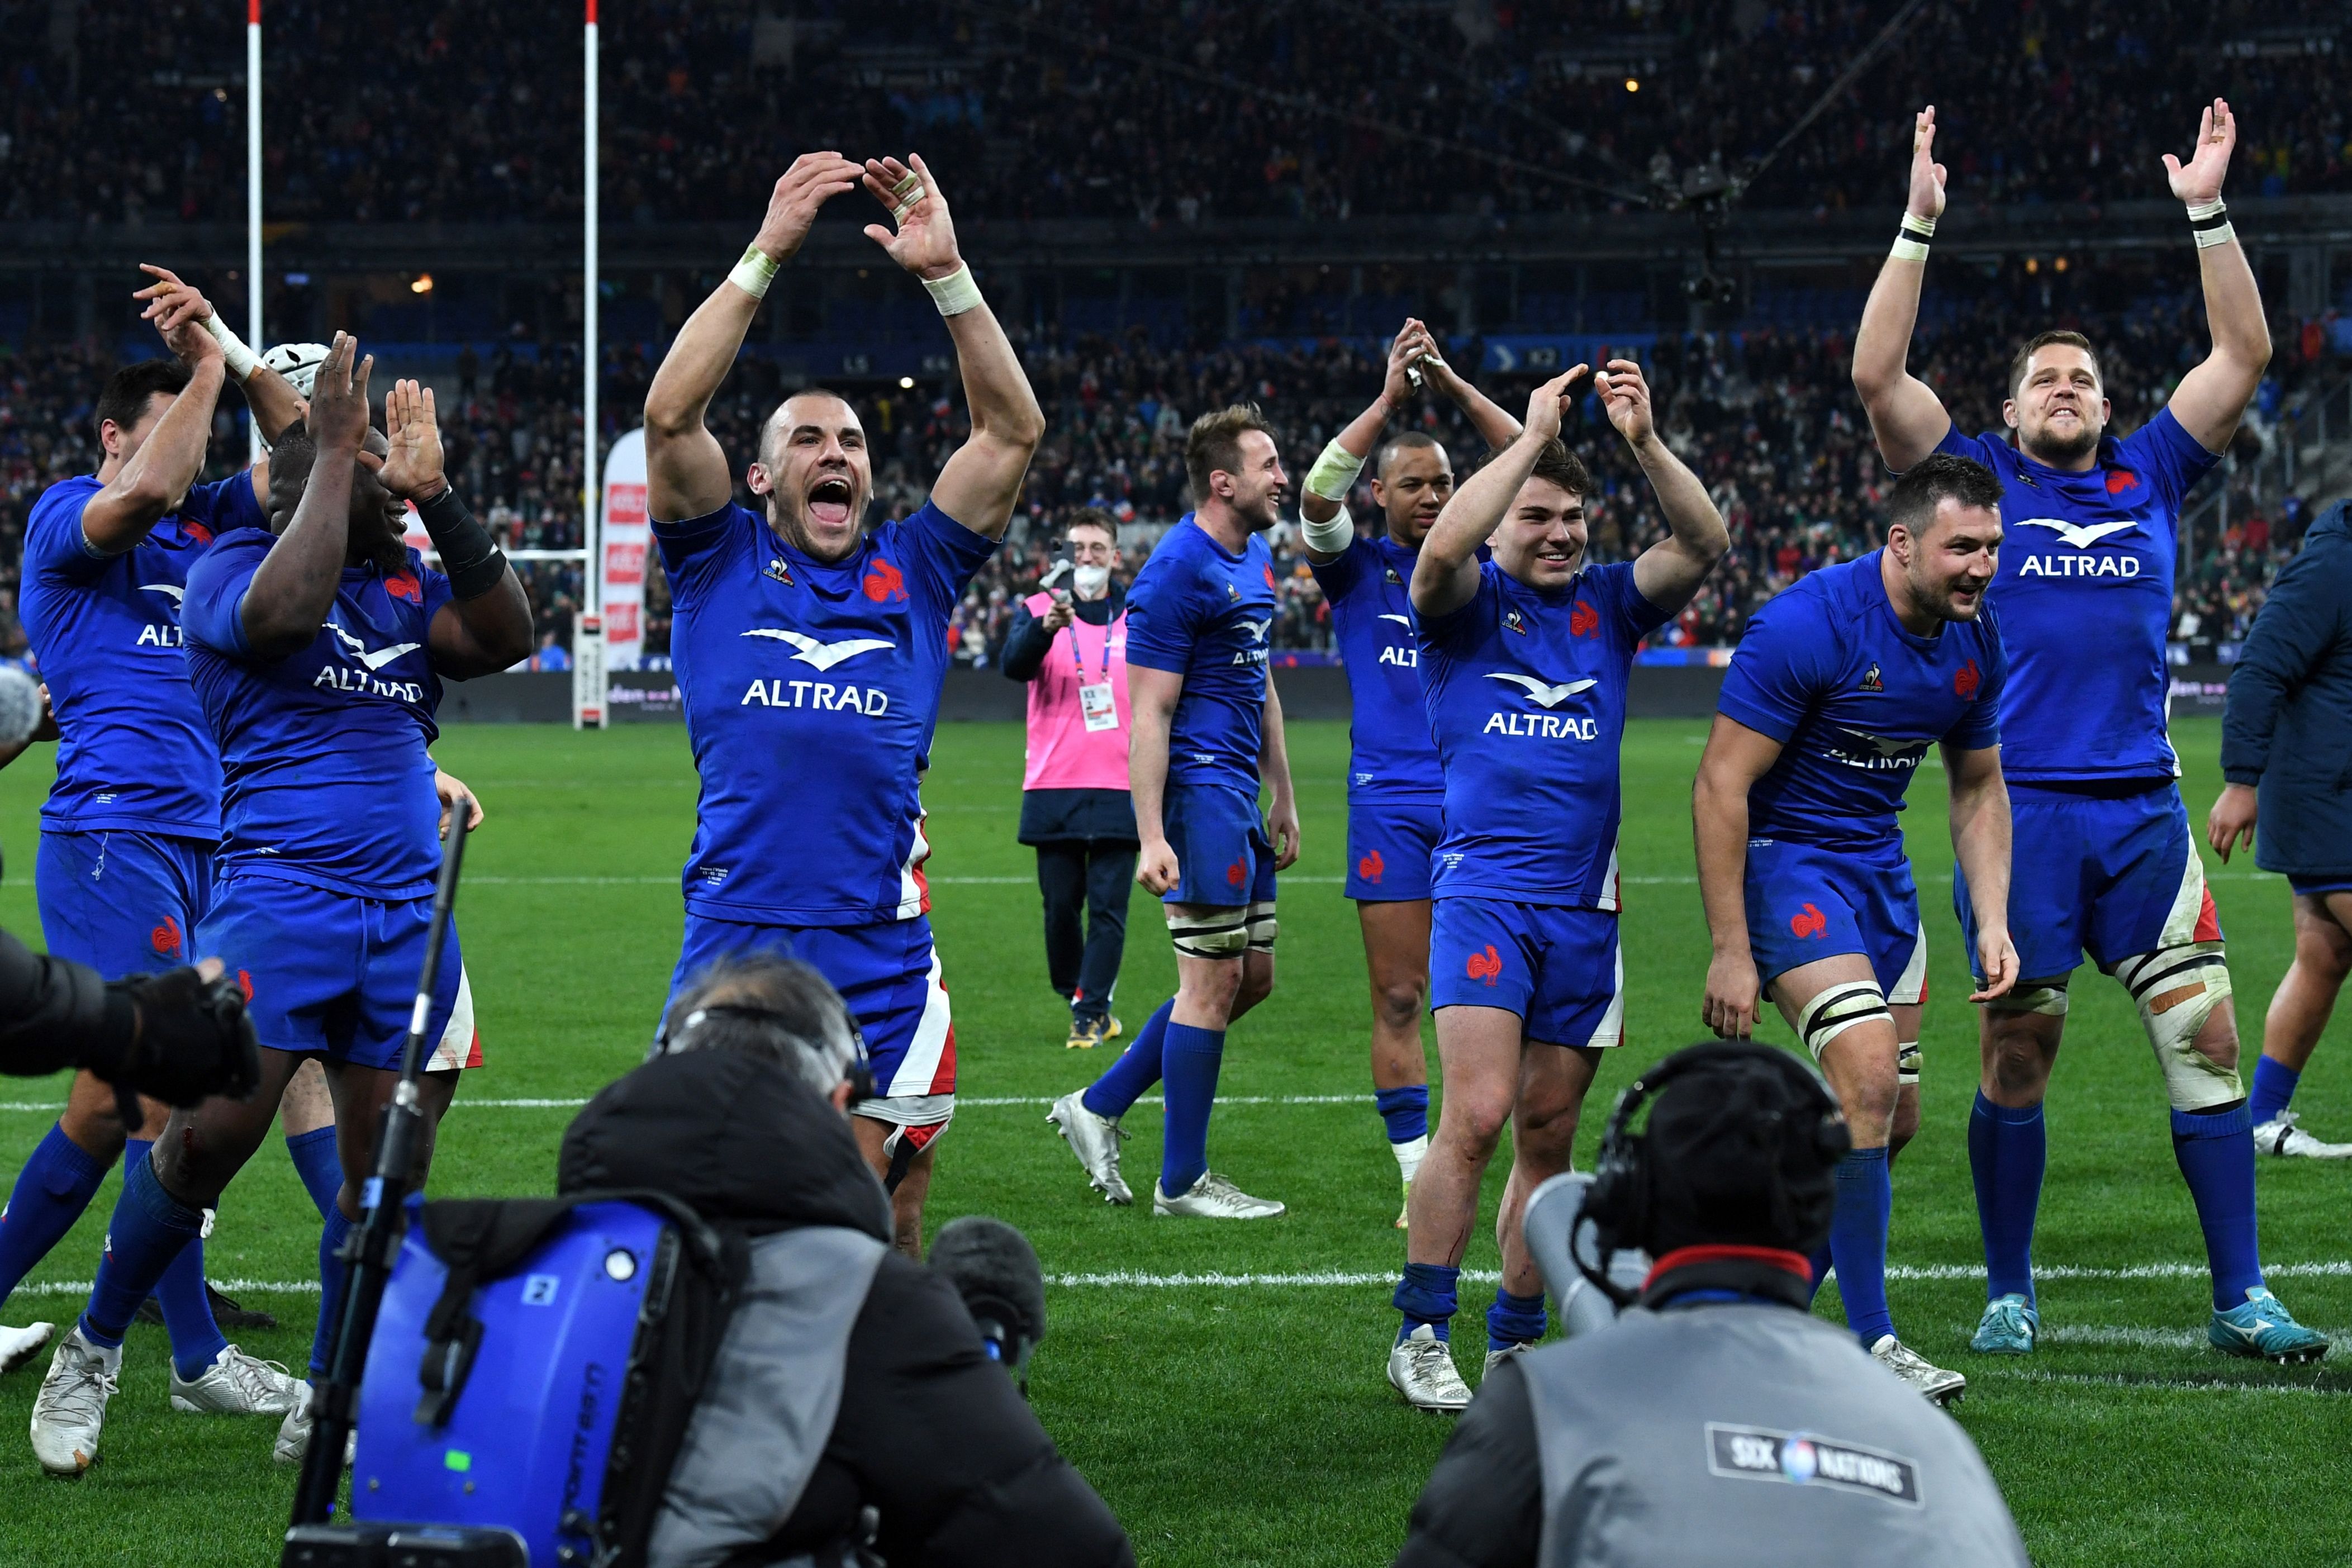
left=3, top=1, right=2347, bottom=226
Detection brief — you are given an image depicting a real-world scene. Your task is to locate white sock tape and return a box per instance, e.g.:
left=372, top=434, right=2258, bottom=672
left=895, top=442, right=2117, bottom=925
left=201, top=315, right=260, bottom=381
left=923, top=263, right=984, bottom=317
left=729, top=244, right=781, bottom=301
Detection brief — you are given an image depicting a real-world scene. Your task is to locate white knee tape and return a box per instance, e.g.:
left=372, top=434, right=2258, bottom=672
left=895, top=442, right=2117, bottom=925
left=1798, top=980, right=1892, bottom=1061
left=1985, top=982, right=2069, bottom=1017
left=2111, top=944, right=2242, bottom=1111
left=1246, top=900, right=1279, bottom=953
left=1167, top=906, right=1250, bottom=959
left=1897, top=1042, right=1922, bottom=1086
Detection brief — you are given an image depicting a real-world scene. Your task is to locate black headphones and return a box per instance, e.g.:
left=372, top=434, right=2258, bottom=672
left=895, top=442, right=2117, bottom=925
left=664, top=999, right=877, bottom=1106
left=1576, top=1042, right=1850, bottom=1308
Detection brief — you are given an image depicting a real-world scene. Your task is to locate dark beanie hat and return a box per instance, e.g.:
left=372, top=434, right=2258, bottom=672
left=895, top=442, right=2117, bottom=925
left=1638, top=1049, right=1846, bottom=1258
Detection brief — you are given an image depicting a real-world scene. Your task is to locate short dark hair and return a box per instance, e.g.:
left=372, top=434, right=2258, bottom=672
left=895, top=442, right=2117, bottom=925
left=94, top=359, right=192, bottom=440
left=1641, top=1047, right=1845, bottom=1258
left=1888, top=453, right=2004, bottom=538
left=761, top=386, right=859, bottom=462
left=1526, top=439, right=1591, bottom=500
left=661, top=951, right=865, bottom=1099
left=1064, top=507, right=1117, bottom=544
left=1184, top=403, right=1274, bottom=500
left=1375, top=430, right=1445, bottom=480
left=2007, top=329, right=2101, bottom=400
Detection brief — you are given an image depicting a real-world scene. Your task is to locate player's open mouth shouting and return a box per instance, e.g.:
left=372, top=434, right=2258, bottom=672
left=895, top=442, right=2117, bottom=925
left=807, top=473, right=857, bottom=531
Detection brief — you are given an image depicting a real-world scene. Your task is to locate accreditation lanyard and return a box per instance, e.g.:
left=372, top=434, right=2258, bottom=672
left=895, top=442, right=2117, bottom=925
left=1067, top=607, right=1119, bottom=732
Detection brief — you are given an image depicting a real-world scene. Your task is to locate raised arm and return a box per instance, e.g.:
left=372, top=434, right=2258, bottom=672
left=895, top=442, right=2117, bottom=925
left=1605, top=359, right=1728, bottom=614
left=1420, top=333, right=1524, bottom=454
left=1945, top=742, right=2017, bottom=1000
left=1300, top=324, right=1428, bottom=544
left=861, top=154, right=1043, bottom=540
left=80, top=307, right=226, bottom=554
left=240, top=335, right=368, bottom=660
left=1851, top=107, right=1955, bottom=473
left=1129, top=666, right=1184, bottom=895
left=644, top=154, right=864, bottom=521
left=133, top=266, right=306, bottom=450
left=1259, top=676, right=1300, bottom=870
left=2164, top=99, right=2271, bottom=454
left=1411, top=367, right=1584, bottom=620
left=1693, top=714, right=1783, bottom=1039
left=363, top=379, right=534, bottom=678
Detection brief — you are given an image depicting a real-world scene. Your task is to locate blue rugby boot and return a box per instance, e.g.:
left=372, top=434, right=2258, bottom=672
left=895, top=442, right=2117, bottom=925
left=1969, top=1293, right=2039, bottom=1355
left=2209, top=1287, right=2330, bottom=1365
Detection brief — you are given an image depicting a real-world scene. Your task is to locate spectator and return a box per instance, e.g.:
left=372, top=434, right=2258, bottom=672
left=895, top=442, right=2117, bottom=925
left=528, top=629, right=571, bottom=672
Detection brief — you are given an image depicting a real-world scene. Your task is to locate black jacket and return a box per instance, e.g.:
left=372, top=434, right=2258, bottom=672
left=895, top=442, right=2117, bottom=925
left=559, top=1052, right=1134, bottom=1568
left=0, top=925, right=127, bottom=1080
left=2221, top=502, right=2352, bottom=876
left=1002, top=586, right=1138, bottom=846
left=999, top=585, right=1126, bottom=683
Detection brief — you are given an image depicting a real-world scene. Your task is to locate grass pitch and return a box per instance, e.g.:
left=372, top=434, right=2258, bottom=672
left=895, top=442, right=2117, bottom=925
left=0, top=714, right=2346, bottom=1566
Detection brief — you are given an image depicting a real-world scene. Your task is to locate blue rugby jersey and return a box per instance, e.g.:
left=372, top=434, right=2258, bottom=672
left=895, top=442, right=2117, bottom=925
left=1123, top=515, right=1280, bottom=796
left=20, top=472, right=264, bottom=838
left=657, top=499, right=993, bottom=925
left=1417, top=559, right=1669, bottom=907
left=181, top=531, right=454, bottom=899
left=1935, top=410, right=2216, bottom=783
left=1718, top=552, right=2006, bottom=858
left=1310, top=534, right=1443, bottom=805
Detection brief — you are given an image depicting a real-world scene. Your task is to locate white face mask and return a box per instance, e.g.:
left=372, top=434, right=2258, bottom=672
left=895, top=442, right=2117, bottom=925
left=1072, top=563, right=1111, bottom=598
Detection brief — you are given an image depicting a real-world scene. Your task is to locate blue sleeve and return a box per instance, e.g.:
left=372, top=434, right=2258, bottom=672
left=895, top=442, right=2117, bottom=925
left=1717, top=593, right=1833, bottom=744
left=2120, top=408, right=2222, bottom=512
left=2220, top=539, right=2339, bottom=782
left=1601, top=562, right=1673, bottom=640
left=1415, top=568, right=1500, bottom=658
left=1932, top=426, right=2006, bottom=471
left=900, top=501, right=998, bottom=623
left=182, top=473, right=265, bottom=534
left=1947, top=625, right=2006, bottom=751
left=22, top=484, right=108, bottom=588
left=421, top=561, right=457, bottom=624
left=650, top=503, right=752, bottom=610
left=180, top=530, right=273, bottom=659
left=1308, top=539, right=1365, bottom=602
left=1123, top=553, right=1205, bottom=676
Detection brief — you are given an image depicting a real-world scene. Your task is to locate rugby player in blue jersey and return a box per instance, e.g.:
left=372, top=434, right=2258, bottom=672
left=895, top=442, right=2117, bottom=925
left=30, top=337, right=533, bottom=1472
left=1697, top=454, right=2016, bottom=1405
left=1050, top=406, right=1300, bottom=1218
left=4, top=267, right=327, bottom=1428
left=1298, top=320, right=1523, bottom=1225
left=1854, top=101, right=2328, bottom=1363
left=1388, top=360, right=1726, bottom=1409
left=642, top=152, right=1043, bottom=1256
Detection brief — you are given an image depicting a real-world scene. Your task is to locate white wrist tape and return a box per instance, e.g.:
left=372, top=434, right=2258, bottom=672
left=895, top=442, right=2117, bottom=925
left=200, top=314, right=260, bottom=381
left=729, top=244, right=781, bottom=300
left=2187, top=198, right=2235, bottom=250
left=921, top=263, right=983, bottom=317
left=1300, top=505, right=1356, bottom=554
left=1890, top=211, right=1935, bottom=264
left=1304, top=438, right=1366, bottom=502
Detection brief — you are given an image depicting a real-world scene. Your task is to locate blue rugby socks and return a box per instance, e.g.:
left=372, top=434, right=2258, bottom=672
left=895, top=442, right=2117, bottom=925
left=1158, top=1022, right=1225, bottom=1197
left=1395, top=1262, right=1459, bottom=1343
left=286, top=1125, right=344, bottom=1219
left=2248, top=1056, right=2299, bottom=1128
left=1969, top=1092, right=2046, bottom=1305
left=0, top=1123, right=107, bottom=1307
left=2172, top=1104, right=2264, bottom=1310
left=1486, top=1288, right=1547, bottom=1352
left=1829, top=1147, right=1895, bottom=1347
left=1375, top=1085, right=1429, bottom=1144
left=1083, top=1000, right=1173, bottom=1119
left=79, top=1153, right=203, bottom=1349
left=311, top=1205, right=355, bottom=1379
left=121, top=1138, right=230, bottom=1382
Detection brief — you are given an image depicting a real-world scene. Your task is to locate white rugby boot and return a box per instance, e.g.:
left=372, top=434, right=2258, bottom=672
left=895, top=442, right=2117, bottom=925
left=1152, top=1170, right=1285, bottom=1219
left=1388, top=1324, right=1472, bottom=1412
left=2254, top=1111, right=2352, bottom=1159
left=1047, top=1091, right=1133, bottom=1205
left=272, top=1390, right=351, bottom=1468
left=1870, top=1335, right=1966, bottom=1405
left=171, top=1345, right=305, bottom=1415
left=1483, top=1340, right=1534, bottom=1380
left=1, top=1320, right=54, bottom=1375
left=29, top=1327, right=119, bottom=1475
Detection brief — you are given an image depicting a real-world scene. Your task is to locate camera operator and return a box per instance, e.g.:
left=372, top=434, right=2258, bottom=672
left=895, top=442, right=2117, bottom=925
left=0, top=937, right=261, bottom=1105
left=999, top=510, right=1137, bottom=1051
left=563, top=952, right=1134, bottom=1568
left=1394, top=1043, right=2027, bottom=1568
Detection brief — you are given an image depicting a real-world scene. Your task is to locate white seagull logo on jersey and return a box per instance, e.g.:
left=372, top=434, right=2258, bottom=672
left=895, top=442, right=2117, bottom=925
left=1378, top=614, right=1412, bottom=627
left=1243, top=618, right=1272, bottom=644
left=139, top=583, right=185, bottom=605
left=741, top=628, right=895, bottom=671
left=2015, top=517, right=2137, bottom=549
left=1487, top=673, right=1597, bottom=709
left=1835, top=726, right=1928, bottom=760
left=327, top=621, right=421, bottom=671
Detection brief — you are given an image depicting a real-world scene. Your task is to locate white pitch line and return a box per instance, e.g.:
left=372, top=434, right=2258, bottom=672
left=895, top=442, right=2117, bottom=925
left=4, top=1092, right=1385, bottom=1113
left=1975, top=1369, right=2349, bottom=1398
